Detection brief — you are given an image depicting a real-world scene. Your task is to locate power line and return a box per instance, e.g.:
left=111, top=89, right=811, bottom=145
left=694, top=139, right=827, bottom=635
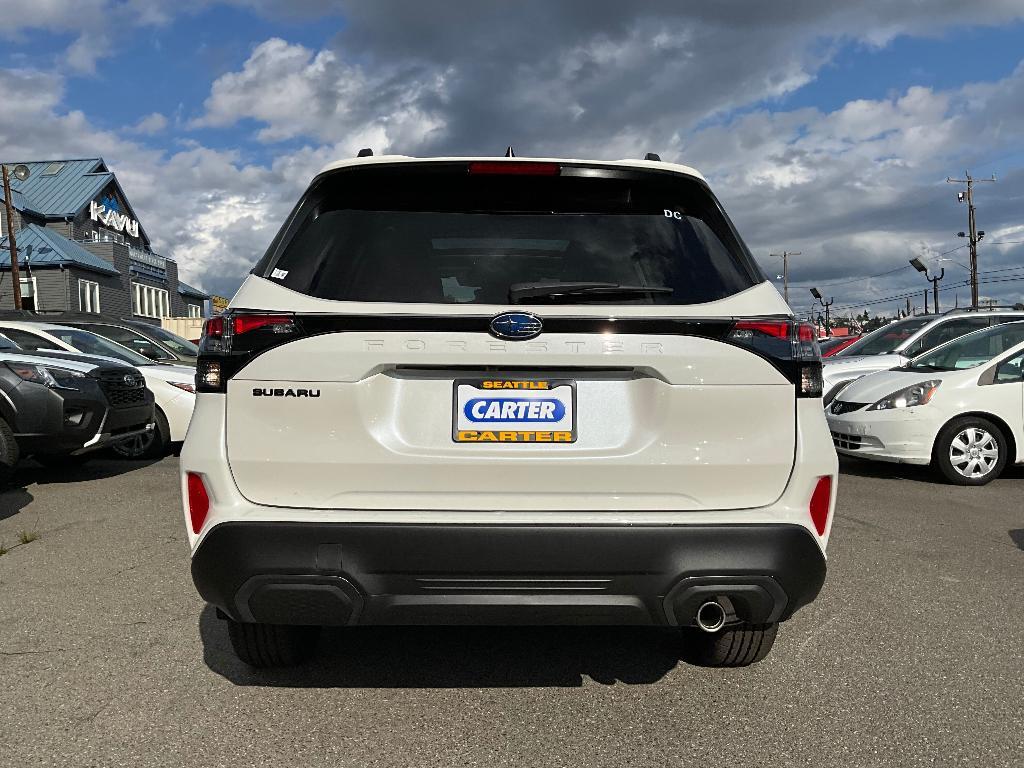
left=788, top=263, right=911, bottom=289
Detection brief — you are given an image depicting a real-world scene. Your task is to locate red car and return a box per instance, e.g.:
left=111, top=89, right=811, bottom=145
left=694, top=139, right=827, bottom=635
left=819, top=335, right=861, bottom=357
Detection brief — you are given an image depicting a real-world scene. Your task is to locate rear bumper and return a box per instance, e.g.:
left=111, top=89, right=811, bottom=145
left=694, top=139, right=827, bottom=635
left=192, top=522, right=826, bottom=628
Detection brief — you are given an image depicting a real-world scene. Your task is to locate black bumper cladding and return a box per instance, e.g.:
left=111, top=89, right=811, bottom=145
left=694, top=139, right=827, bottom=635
left=192, top=523, right=827, bottom=628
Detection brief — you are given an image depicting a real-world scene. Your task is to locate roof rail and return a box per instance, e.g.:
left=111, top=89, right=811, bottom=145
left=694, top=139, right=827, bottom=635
left=942, top=305, right=1024, bottom=315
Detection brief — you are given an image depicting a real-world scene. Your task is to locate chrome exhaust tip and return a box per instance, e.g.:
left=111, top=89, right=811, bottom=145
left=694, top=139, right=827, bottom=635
left=695, top=600, right=728, bottom=633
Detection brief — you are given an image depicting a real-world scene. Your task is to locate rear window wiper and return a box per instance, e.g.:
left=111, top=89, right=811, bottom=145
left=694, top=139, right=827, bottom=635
left=509, top=282, right=673, bottom=303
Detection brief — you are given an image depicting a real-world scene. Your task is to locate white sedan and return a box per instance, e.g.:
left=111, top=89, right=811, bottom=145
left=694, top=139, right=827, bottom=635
left=0, top=321, right=195, bottom=459
left=826, top=320, right=1024, bottom=485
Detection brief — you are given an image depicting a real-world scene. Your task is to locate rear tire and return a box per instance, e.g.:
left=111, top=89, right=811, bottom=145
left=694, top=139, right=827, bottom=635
left=225, top=619, right=320, bottom=668
left=0, top=417, right=20, bottom=485
left=680, top=623, right=778, bottom=667
left=933, top=416, right=1007, bottom=486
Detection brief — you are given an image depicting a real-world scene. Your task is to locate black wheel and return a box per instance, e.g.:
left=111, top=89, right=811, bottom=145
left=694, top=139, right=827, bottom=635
left=0, top=417, right=19, bottom=485
left=226, top=619, right=320, bottom=668
left=111, top=409, right=169, bottom=460
left=680, top=623, right=779, bottom=667
left=933, top=416, right=1008, bottom=486
left=33, top=453, right=92, bottom=469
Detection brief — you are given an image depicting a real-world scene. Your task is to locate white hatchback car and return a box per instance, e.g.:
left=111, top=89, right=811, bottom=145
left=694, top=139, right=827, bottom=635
left=181, top=154, right=838, bottom=668
left=0, top=321, right=196, bottom=458
left=827, top=320, right=1024, bottom=484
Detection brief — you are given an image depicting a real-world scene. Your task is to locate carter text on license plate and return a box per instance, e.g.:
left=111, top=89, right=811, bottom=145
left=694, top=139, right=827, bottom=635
left=453, top=379, right=576, bottom=443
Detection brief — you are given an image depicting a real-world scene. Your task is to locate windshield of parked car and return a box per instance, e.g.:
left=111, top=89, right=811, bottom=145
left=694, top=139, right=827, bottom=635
left=47, top=328, right=155, bottom=366
left=256, top=163, right=764, bottom=305
left=835, top=317, right=932, bottom=356
left=908, top=321, right=1024, bottom=371
left=140, top=325, right=199, bottom=355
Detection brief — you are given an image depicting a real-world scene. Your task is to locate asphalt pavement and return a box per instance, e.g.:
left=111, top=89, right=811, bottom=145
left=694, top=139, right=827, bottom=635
left=1, top=455, right=1022, bottom=767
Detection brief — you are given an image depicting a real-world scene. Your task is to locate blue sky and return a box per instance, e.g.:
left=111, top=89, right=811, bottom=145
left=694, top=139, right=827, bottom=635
left=0, top=1, right=1021, bottom=311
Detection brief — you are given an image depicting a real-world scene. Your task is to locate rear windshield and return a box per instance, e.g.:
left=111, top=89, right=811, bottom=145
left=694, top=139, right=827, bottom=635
left=835, top=317, right=932, bottom=356
left=255, top=163, right=763, bottom=305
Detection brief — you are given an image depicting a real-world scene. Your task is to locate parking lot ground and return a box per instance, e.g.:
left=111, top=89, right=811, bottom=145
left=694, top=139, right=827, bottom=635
left=1, top=456, right=1023, bottom=768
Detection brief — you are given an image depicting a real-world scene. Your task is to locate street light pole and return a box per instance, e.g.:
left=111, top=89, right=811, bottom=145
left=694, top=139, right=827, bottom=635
left=909, top=257, right=944, bottom=314
left=809, top=287, right=833, bottom=334
left=2, top=164, right=22, bottom=310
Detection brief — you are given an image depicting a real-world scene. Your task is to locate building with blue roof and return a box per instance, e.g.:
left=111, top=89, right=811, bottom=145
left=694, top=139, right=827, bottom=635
left=0, top=158, right=208, bottom=322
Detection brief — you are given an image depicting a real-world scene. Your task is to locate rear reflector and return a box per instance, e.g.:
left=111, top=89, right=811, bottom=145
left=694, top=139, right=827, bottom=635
left=187, top=472, right=211, bottom=534
left=468, top=161, right=560, bottom=176
left=809, top=475, right=833, bottom=536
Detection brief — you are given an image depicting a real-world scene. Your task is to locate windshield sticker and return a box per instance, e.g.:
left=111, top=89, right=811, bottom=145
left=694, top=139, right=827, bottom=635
left=271, top=268, right=289, bottom=279
left=663, top=209, right=683, bottom=220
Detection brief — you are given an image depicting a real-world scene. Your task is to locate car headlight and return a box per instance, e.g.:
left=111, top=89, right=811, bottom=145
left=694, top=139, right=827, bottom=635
left=866, top=380, right=941, bottom=411
left=7, top=363, right=86, bottom=390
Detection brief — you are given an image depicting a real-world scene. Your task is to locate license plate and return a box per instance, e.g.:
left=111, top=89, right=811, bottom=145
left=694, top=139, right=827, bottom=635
left=452, top=379, right=577, bottom=443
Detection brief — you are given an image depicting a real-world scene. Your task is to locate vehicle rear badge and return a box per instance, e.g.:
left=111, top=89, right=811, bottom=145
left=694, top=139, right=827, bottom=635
left=489, top=312, right=543, bottom=341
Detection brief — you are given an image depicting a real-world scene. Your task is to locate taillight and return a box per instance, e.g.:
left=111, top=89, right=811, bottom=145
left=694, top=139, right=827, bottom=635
left=186, top=472, right=210, bottom=534
left=468, top=161, right=560, bottom=176
left=727, top=318, right=822, bottom=398
left=233, top=315, right=296, bottom=335
left=196, top=312, right=302, bottom=393
left=808, top=475, right=833, bottom=536
left=204, top=316, right=224, bottom=339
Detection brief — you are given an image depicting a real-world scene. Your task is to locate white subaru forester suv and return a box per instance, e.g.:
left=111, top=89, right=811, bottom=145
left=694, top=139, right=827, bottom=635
left=181, top=155, right=838, bottom=668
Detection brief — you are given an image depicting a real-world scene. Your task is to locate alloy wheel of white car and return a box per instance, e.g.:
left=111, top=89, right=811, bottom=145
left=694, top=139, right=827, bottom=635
left=934, top=416, right=1008, bottom=486
left=948, top=427, right=1000, bottom=479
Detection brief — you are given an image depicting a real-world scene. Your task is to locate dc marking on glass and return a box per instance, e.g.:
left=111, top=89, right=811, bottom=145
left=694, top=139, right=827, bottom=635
left=489, top=312, right=543, bottom=340
left=464, top=398, right=565, bottom=422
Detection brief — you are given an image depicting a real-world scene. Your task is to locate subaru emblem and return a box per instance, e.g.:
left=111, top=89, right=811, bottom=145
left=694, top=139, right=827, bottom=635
left=123, top=374, right=138, bottom=387
left=489, top=312, right=543, bottom=341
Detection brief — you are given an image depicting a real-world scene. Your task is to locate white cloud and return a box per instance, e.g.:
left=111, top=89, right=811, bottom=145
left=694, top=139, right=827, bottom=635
left=129, top=113, right=169, bottom=135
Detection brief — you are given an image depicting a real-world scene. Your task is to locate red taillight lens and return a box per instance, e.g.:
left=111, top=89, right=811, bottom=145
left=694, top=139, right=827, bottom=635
left=732, top=320, right=790, bottom=339
left=203, top=317, right=223, bottom=339
left=796, top=322, right=817, bottom=342
left=232, top=315, right=294, bottom=335
left=809, top=476, right=833, bottom=536
left=187, top=472, right=210, bottom=534
left=468, top=161, right=560, bottom=176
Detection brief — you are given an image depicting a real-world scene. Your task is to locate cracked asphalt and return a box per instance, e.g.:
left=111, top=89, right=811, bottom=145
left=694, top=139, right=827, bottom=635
left=1, top=455, right=1022, bottom=767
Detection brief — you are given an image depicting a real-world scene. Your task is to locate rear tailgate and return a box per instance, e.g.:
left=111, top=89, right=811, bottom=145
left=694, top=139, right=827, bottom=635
left=225, top=327, right=795, bottom=511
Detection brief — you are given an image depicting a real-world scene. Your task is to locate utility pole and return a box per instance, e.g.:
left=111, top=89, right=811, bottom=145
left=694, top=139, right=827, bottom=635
left=2, top=164, right=22, bottom=310
left=769, top=251, right=801, bottom=305
left=948, top=171, right=995, bottom=309
left=923, top=289, right=929, bottom=315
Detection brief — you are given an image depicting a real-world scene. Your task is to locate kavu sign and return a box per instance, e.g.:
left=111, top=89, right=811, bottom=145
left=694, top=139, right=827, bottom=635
left=453, top=379, right=577, bottom=443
